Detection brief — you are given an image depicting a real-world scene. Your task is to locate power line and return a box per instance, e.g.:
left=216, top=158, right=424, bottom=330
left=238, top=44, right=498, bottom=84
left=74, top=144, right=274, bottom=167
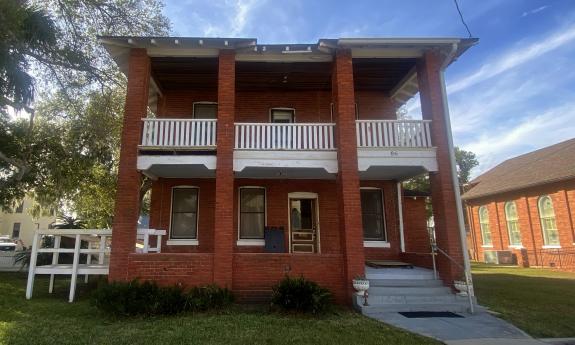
left=453, top=0, right=473, bottom=38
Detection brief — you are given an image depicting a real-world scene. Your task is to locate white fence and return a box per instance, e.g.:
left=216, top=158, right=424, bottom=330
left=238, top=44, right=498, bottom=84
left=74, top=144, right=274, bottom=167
left=141, top=118, right=217, bottom=149
left=235, top=123, right=336, bottom=150
left=356, top=120, right=432, bottom=148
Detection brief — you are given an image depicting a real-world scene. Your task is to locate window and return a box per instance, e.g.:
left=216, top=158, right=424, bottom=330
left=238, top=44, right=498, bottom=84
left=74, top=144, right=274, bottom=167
left=12, top=223, right=21, bottom=239
left=270, top=108, right=294, bottom=123
left=170, top=187, right=199, bottom=239
left=478, top=206, right=492, bottom=246
left=239, top=188, right=266, bottom=239
left=361, top=189, right=386, bottom=241
left=15, top=202, right=23, bottom=213
left=538, top=196, right=560, bottom=246
left=505, top=201, right=522, bottom=246
left=193, top=102, right=217, bottom=119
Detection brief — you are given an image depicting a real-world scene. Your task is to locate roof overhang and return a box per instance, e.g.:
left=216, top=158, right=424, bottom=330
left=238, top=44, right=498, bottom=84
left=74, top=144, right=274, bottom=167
left=98, top=36, right=478, bottom=109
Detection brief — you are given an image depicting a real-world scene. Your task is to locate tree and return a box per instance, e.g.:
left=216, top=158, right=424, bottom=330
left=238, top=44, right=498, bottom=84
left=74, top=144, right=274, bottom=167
left=454, top=147, right=478, bottom=185
left=0, top=0, right=170, bottom=226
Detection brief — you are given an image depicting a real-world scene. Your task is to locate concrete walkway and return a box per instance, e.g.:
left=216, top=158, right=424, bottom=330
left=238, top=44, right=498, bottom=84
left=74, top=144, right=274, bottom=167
left=370, top=310, right=545, bottom=344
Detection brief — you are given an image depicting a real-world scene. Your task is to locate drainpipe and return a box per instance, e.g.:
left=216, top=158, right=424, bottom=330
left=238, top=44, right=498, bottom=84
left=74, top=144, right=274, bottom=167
left=397, top=182, right=405, bottom=252
left=439, top=43, right=475, bottom=314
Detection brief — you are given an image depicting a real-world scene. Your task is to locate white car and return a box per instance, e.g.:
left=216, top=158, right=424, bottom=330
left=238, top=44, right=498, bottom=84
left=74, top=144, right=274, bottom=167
left=0, top=236, right=17, bottom=252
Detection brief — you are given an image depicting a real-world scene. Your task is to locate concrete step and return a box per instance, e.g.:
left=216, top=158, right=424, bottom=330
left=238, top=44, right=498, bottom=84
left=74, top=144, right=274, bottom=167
left=368, top=278, right=444, bottom=287
left=367, top=294, right=460, bottom=305
left=368, top=285, right=452, bottom=296
left=366, top=271, right=436, bottom=280
left=361, top=302, right=471, bottom=313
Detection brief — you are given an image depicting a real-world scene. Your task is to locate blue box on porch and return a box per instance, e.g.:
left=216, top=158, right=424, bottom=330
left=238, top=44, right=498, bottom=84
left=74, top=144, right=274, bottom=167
left=264, top=226, right=285, bottom=253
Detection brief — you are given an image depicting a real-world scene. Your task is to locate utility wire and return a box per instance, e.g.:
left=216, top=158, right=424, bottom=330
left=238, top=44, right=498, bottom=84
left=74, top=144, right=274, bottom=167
left=453, top=0, right=473, bottom=38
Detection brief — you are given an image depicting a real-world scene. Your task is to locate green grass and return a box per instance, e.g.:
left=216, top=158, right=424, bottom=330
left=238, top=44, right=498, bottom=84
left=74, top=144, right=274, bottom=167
left=472, top=262, right=575, bottom=338
left=0, top=273, right=439, bottom=345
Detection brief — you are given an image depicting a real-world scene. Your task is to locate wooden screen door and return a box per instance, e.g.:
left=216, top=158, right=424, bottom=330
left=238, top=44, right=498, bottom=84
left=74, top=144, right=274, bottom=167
left=289, top=197, right=319, bottom=253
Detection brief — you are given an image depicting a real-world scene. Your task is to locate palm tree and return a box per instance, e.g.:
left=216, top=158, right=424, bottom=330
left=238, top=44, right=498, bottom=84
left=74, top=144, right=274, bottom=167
left=52, top=215, right=87, bottom=229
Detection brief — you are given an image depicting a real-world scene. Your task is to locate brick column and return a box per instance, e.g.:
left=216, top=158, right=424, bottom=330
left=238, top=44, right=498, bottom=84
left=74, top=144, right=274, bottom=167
left=213, top=50, right=235, bottom=287
left=332, top=49, right=365, bottom=299
left=109, top=49, right=150, bottom=281
left=417, top=50, right=463, bottom=284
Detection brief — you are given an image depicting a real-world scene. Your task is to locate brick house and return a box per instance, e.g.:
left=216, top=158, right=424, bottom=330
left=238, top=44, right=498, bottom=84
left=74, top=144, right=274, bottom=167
left=100, top=36, right=477, bottom=305
left=463, top=138, right=575, bottom=270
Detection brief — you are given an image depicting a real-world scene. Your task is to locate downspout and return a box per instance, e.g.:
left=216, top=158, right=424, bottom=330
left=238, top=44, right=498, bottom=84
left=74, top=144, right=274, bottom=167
left=397, top=182, right=405, bottom=252
left=439, top=43, right=475, bottom=313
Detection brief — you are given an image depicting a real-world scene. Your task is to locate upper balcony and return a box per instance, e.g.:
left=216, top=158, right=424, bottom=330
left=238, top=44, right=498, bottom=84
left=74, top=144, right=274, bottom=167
left=137, top=118, right=437, bottom=180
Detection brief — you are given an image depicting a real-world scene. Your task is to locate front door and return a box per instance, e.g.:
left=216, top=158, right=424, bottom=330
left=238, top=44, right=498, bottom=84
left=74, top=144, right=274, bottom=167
left=289, top=197, right=319, bottom=253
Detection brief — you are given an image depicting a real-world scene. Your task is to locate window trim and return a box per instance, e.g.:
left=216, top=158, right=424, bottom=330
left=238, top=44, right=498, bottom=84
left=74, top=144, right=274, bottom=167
left=192, top=101, right=218, bottom=119
left=168, top=186, right=200, bottom=243
left=504, top=201, right=522, bottom=246
left=269, top=107, right=295, bottom=123
left=538, top=195, right=560, bottom=246
left=360, top=187, right=388, bottom=243
left=237, top=186, right=267, bottom=245
left=478, top=206, right=492, bottom=246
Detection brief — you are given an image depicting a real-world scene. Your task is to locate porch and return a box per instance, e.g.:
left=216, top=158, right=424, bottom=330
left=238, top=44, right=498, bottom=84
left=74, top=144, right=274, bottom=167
left=137, top=118, right=437, bottom=180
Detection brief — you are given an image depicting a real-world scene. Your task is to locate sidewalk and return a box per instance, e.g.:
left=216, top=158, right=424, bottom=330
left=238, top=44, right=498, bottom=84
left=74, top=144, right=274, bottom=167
left=370, top=310, right=544, bottom=344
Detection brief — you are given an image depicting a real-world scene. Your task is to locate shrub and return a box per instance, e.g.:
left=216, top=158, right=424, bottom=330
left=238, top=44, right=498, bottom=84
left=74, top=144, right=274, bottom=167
left=92, top=280, right=233, bottom=317
left=271, top=276, right=332, bottom=314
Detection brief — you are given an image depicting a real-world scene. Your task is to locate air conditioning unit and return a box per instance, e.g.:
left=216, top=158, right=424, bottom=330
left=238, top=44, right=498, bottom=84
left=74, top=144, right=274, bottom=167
left=484, top=250, right=516, bottom=265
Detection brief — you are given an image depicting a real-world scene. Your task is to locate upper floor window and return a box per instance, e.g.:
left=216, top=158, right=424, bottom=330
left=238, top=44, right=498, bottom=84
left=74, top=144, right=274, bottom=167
left=239, top=187, right=266, bottom=239
left=270, top=108, right=294, bottom=123
left=12, top=223, right=21, bottom=239
left=193, top=102, right=217, bottom=119
left=538, top=195, right=560, bottom=246
left=478, top=206, right=492, bottom=246
left=15, top=202, right=24, bottom=213
left=170, top=187, right=199, bottom=240
left=360, top=188, right=387, bottom=241
left=504, top=201, right=522, bottom=246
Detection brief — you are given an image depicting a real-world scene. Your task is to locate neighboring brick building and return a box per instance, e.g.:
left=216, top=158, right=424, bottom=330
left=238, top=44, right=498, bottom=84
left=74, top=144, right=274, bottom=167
left=463, top=138, right=575, bottom=270
left=100, top=36, right=477, bottom=304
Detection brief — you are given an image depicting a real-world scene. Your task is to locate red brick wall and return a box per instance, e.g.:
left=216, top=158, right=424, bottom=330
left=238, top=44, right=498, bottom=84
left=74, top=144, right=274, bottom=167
left=417, top=50, right=464, bottom=284
left=466, top=179, right=575, bottom=269
left=156, top=89, right=396, bottom=121
left=126, top=253, right=214, bottom=287
left=109, top=49, right=150, bottom=281
left=403, top=196, right=430, bottom=253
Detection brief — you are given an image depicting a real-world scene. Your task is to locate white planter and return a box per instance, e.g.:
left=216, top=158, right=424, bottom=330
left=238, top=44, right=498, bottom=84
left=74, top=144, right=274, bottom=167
left=353, top=279, right=370, bottom=296
left=453, top=280, right=468, bottom=296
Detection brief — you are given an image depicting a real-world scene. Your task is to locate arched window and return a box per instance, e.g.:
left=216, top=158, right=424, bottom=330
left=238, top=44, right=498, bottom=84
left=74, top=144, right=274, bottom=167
left=505, top=201, right=522, bottom=246
left=538, top=196, right=560, bottom=246
left=478, top=206, right=492, bottom=246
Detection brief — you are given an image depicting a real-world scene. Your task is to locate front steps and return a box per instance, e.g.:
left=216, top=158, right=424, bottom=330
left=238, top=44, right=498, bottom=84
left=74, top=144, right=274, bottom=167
left=355, top=266, right=475, bottom=315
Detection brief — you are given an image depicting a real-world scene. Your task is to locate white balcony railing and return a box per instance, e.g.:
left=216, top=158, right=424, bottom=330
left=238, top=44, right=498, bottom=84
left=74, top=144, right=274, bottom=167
left=140, top=118, right=217, bottom=149
left=235, top=123, right=336, bottom=150
left=356, top=120, right=432, bottom=148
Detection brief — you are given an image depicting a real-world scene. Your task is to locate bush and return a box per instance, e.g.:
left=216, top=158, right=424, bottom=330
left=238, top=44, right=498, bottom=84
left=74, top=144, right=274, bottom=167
left=271, top=276, right=332, bottom=314
left=92, top=280, right=233, bottom=317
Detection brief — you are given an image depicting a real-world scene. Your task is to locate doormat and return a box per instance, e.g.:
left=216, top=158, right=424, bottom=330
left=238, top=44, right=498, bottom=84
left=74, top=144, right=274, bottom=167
left=398, top=311, right=463, bottom=318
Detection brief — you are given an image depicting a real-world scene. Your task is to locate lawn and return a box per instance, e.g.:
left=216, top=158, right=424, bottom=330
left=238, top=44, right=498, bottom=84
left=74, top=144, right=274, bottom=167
left=472, top=262, right=575, bottom=338
left=0, top=273, right=438, bottom=345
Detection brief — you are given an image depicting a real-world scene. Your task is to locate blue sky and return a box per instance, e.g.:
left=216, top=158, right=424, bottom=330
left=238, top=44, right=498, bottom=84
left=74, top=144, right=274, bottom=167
left=163, top=0, right=575, bottom=177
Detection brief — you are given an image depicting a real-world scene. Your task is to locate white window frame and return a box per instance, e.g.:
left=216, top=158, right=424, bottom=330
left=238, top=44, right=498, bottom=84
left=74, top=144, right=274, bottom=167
left=237, top=186, right=267, bottom=246
left=192, top=101, right=218, bottom=119
left=478, top=206, right=492, bottom=247
left=504, top=201, right=522, bottom=247
left=538, top=195, right=560, bottom=247
left=269, top=107, right=295, bottom=123
left=360, top=187, right=388, bottom=245
left=167, top=186, right=200, bottom=246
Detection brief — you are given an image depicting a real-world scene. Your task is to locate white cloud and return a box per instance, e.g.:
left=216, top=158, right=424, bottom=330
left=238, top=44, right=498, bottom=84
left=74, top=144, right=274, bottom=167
left=521, top=5, right=549, bottom=18
left=448, top=23, right=575, bottom=94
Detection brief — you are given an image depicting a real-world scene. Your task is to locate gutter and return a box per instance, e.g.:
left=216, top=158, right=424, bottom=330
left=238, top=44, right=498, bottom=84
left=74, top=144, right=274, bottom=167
left=439, top=43, right=476, bottom=313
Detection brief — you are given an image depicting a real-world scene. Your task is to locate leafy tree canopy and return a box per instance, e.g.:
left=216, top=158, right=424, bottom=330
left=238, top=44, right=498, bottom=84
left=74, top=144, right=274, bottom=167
left=0, top=0, right=170, bottom=227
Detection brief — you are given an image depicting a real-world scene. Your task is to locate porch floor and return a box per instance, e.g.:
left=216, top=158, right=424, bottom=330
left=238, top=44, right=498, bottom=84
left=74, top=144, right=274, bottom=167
left=365, top=266, right=435, bottom=280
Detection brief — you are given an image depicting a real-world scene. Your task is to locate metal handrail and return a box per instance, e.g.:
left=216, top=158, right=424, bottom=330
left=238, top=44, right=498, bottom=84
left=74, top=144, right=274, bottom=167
left=431, top=243, right=475, bottom=314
